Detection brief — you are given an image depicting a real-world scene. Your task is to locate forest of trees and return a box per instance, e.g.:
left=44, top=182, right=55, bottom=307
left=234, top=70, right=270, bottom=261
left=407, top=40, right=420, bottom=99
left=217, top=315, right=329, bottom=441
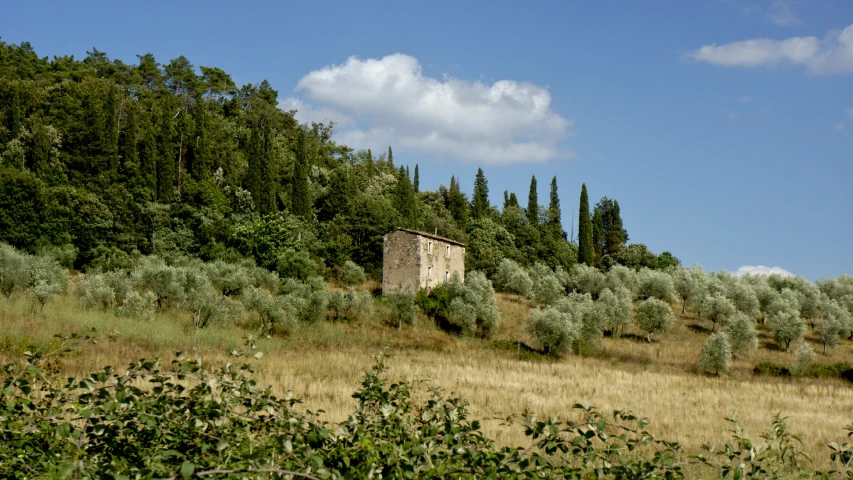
left=0, top=40, right=678, bottom=279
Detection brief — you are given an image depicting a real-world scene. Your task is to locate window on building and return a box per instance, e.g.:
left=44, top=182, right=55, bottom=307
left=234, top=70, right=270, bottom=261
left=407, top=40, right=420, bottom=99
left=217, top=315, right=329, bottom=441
left=428, top=241, right=433, bottom=254
left=428, top=266, right=432, bottom=279
left=446, top=245, right=450, bottom=257
left=445, top=270, right=450, bottom=282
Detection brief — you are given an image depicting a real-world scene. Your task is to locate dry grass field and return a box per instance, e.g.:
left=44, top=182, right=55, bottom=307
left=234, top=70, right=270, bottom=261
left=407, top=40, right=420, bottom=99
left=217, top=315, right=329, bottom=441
left=2, top=290, right=853, bottom=475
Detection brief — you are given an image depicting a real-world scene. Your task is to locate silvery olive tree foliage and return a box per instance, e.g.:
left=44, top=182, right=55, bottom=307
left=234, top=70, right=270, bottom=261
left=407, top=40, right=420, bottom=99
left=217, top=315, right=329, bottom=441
left=594, top=287, right=633, bottom=338
left=816, top=299, right=852, bottom=354
left=568, top=263, right=606, bottom=297
left=493, top=258, right=533, bottom=298
left=604, top=264, right=639, bottom=300
left=76, top=273, right=117, bottom=311
left=339, top=260, right=367, bottom=287
left=769, top=308, right=806, bottom=353
left=528, top=306, right=579, bottom=354
left=26, top=254, right=69, bottom=311
left=698, top=332, right=731, bottom=375
left=635, top=298, right=673, bottom=342
left=794, top=343, right=816, bottom=376
left=673, top=264, right=709, bottom=314
left=636, top=268, right=676, bottom=302
left=723, top=312, right=758, bottom=359
left=726, top=282, right=760, bottom=316
left=701, top=293, right=736, bottom=333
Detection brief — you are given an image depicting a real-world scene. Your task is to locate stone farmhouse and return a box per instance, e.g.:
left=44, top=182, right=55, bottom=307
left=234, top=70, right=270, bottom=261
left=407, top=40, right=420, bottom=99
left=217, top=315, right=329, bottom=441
left=382, top=228, right=466, bottom=293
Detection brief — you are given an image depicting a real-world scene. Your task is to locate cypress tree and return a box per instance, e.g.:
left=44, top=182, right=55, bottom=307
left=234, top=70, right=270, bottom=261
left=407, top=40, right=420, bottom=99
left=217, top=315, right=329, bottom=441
left=605, top=200, right=628, bottom=254
left=503, top=191, right=510, bottom=209
left=31, top=120, right=50, bottom=177
left=188, top=101, right=210, bottom=181
left=448, top=175, right=468, bottom=228
left=577, top=183, right=594, bottom=266
left=103, top=87, right=119, bottom=175
left=9, top=88, right=21, bottom=137
left=592, top=208, right=604, bottom=260
left=527, top=176, right=538, bottom=225
left=472, top=168, right=489, bottom=219
left=291, top=129, right=311, bottom=218
left=387, top=146, right=393, bottom=166
left=509, top=192, right=519, bottom=207
left=394, top=166, right=415, bottom=226
left=156, top=106, right=176, bottom=202
left=547, top=176, right=563, bottom=239
left=367, top=149, right=372, bottom=163
left=413, top=164, right=419, bottom=193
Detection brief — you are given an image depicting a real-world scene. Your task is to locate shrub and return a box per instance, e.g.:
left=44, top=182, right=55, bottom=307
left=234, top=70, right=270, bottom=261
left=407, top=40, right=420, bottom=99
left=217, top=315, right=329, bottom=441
left=242, top=286, right=299, bottom=335
left=724, top=312, right=758, bottom=359
left=115, top=290, right=156, bottom=321
left=275, top=248, right=322, bottom=281
left=204, top=260, right=250, bottom=296
left=753, top=361, right=792, bottom=377
left=528, top=306, right=579, bottom=354
left=26, top=255, right=68, bottom=311
left=328, top=287, right=373, bottom=322
left=635, top=298, right=673, bottom=342
left=340, top=260, right=367, bottom=286
left=0, top=243, right=29, bottom=298
left=698, top=332, right=731, bottom=375
left=794, top=343, right=816, bottom=376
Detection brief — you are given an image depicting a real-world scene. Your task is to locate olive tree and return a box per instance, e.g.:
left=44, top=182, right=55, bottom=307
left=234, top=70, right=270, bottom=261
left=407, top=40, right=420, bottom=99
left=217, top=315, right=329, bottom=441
left=528, top=307, right=579, bottom=354
left=604, top=265, right=639, bottom=299
left=794, top=343, right=816, bottom=376
left=635, top=298, right=673, bottom=342
left=340, top=260, right=367, bottom=287
left=243, top=286, right=299, bottom=335
left=183, top=268, right=244, bottom=337
left=569, top=263, right=606, bottom=297
left=493, top=259, right=533, bottom=298
left=768, top=309, right=806, bottom=352
left=76, top=274, right=116, bottom=311
left=701, top=293, right=736, bottom=333
left=383, top=290, right=418, bottom=328
left=116, top=290, right=156, bottom=321
left=815, top=299, right=851, bottom=354
left=26, top=255, right=68, bottom=312
left=723, top=312, right=758, bottom=359
left=328, top=287, right=373, bottom=322
left=726, top=282, right=759, bottom=316
left=637, top=268, right=676, bottom=302
left=204, top=260, right=251, bottom=296
left=698, top=333, right=731, bottom=375
left=555, top=293, right=598, bottom=349
left=595, top=287, right=633, bottom=338
left=672, top=265, right=708, bottom=315
left=462, top=271, right=501, bottom=337
left=131, top=257, right=185, bottom=311
left=533, top=273, right=563, bottom=306
left=0, top=244, right=30, bottom=298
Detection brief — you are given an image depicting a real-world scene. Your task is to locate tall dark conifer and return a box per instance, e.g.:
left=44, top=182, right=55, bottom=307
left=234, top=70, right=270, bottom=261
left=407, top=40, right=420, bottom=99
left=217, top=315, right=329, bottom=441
left=448, top=175, right=468, bottom=228
left=291, top=129, right=311, bottom=219
left=577, top=183, right=594, bottom=265
left=103, top=87, right=119, bottom=175
left=509, top=192, right=519, bottom=207
left=394, top=166, right=415, bottom=226
left=156, top=107, right=176, bottom=202
left=387, top=146, right=393, bottom=166
left=547, top=176, right=563, bottom=239
left=413, top=164, right=419, bottom=193
left=472, top=168, right=489, bottom=219
left=592, top=208, right=604, bottom=260
left=120, top=105, right=139, bottom=183
left=188, top=102, right=210, bottom=181
left=527, top=176, right=538, bottom=225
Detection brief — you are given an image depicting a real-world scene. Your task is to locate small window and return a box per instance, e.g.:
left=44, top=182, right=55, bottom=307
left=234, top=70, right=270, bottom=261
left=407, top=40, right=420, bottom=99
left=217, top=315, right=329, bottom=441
left=428, top=241, right=433, bottom=254
left=445, top=271, right=450, bottom=282
left=428, top=266, right=432, bottom=278
left=446, top=245, right=450, bottom=257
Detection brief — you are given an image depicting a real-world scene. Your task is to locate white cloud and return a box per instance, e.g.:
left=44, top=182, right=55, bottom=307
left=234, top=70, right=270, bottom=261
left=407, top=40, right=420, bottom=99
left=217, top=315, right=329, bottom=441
left=685, top=23, right=853, bottom=75
left=735, top=265, right=796, bottom=277
left=766, top=0, right=801, bottom=26
left=278, top=98, right=354, bottom=127
left=283, top=53, right=574, bottom=164
left=835, top=122, right=845, bottom=130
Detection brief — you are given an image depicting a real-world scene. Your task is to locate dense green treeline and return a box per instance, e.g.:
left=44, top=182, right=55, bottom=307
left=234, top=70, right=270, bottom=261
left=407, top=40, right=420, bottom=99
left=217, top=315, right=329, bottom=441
left=0, top=40, right=674, bottom=278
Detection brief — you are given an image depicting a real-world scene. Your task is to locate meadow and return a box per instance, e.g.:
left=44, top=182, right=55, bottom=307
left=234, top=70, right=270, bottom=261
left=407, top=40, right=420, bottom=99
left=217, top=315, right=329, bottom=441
left=2, top=287, right=852, bottom=475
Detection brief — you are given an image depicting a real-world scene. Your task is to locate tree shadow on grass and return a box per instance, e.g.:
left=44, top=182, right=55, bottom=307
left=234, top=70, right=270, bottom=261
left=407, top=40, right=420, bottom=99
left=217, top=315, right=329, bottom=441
left=686, top=323, right=712, bottom=334
left=491, top=339, right=560, bottom=361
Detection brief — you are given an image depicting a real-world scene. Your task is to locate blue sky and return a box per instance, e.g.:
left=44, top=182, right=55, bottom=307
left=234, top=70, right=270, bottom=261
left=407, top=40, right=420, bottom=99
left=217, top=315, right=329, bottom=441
left=2, top=0, right=852, bottom=280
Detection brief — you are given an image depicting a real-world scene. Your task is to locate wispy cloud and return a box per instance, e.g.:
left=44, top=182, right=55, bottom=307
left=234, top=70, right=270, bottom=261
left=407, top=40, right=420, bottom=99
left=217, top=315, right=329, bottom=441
left=280, top=53, right=574, bottom=164
left=835, top=122, right=845, bottom=130
left=735, top=265, right=796, bottom=277
left=765, top=0, right=802, bottom=26
left=684, top=23, right=853, bottom=75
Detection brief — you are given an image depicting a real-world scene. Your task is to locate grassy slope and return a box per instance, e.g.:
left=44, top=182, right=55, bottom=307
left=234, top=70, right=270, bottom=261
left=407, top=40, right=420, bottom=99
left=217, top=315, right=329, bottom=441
left=1, top=289, right=852, bottom=475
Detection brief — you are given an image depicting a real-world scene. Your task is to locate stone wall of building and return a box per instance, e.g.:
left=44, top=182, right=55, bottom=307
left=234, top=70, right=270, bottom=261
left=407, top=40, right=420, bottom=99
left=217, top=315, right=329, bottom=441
left=382, top=228, right=465, bottom=293
left=382, top=229, right=422, bottom=292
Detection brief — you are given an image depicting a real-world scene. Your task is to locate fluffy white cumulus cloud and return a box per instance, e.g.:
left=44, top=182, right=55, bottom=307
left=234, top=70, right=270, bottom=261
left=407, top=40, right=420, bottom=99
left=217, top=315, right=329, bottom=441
left=685, top=23, right=853, bottom=75
left=734, top=265, right=796, bottom=277
left=280, top=53, right=573, bottom=163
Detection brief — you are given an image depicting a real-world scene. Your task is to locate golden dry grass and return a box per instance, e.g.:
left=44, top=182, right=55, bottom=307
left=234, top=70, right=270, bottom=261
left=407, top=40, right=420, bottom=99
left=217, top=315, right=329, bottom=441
left=2, top=291, right=853, bottom=474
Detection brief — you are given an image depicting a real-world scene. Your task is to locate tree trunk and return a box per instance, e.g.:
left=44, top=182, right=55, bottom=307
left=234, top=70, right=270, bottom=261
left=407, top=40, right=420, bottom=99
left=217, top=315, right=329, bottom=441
left=682, top=298, right=687, bottom=314
left=646, top=332, right=652, bottom=343
left=785, top=341, right=791, bottom=353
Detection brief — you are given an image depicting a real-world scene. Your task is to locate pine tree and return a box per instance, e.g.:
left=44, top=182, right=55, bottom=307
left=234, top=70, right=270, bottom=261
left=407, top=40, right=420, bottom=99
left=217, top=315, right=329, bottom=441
left=527, top=176, right=538, bottom=225
left=472, top=168, right=489, bottom=219
left=577, top=183, right=594, bottom=266
left=139, top=116, right=159, bottom=195
left=119, top=104, right=139, bottom=183
left=387, top=146, right=393, bottom=166
left=592, top=208, right=604, bottom=260
left=546, top=176, right=563, bottom=239
left=503, top=191, right=510, bottom=209
left=291, top=129, right=311, bottom=219
left=413, top=164, right=419, bottom=193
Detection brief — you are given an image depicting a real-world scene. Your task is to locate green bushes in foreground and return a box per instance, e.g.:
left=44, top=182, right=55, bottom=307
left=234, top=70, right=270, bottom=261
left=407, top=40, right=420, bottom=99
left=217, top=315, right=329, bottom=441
left=2, top=334, right=853, bottom=479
